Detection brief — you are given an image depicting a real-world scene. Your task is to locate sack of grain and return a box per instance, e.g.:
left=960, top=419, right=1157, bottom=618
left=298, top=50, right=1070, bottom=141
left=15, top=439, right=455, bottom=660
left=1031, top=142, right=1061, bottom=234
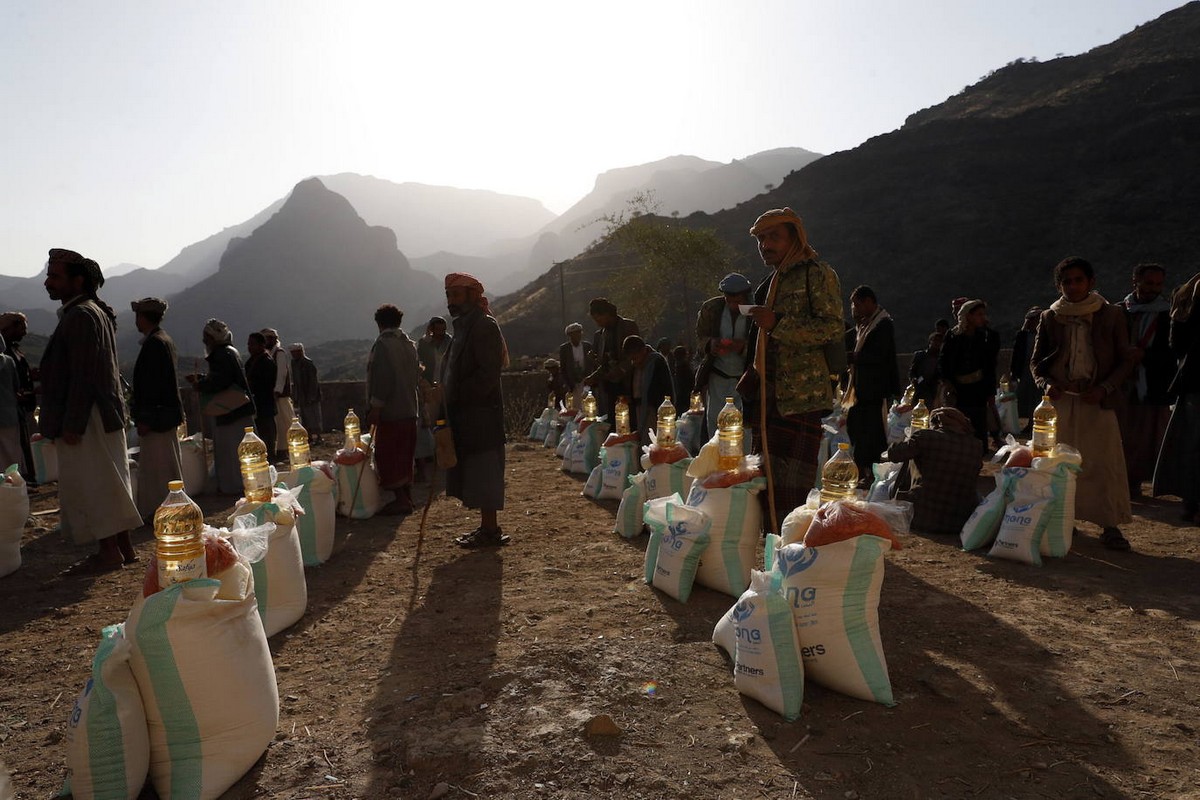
left=0, top=464, right=28, bottom=577
left=280, top=462, right=337, bottom=565
left=684, top=476, right=766, bottom=597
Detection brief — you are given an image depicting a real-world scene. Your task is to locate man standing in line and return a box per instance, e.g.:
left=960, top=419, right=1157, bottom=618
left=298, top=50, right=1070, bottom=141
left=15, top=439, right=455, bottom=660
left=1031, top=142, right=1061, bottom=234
left=129, top=297, right=184, bottom=521
left=623, top=335, right=675, bottom=445
left=846, top=285, right=900, bottom=482
left=585, top=298, right=639, bottom=424
left=443, top=273, right=509, bottom=548
left=939, top=299, right=1000, bottom=449
left=1032, top=256, right=1135, bottom=551
left=0, top=312, right=36, bottom=483
left=289, top=343, right=323, bottom=444
left=557, top=322, right=592, bottom=412
left=262, top=328, right=294, bottom=462
left=416, top=316, right=452, bottom=385
left=1118, top=263, right=1173, bottom=498
left=245, top=332, right=278, bottom=456
left=695, top=273, right=753, bottom=440
left=741, top=208, right=844, bottom=533
left=365, top=304, right=421, bottom=516
left=40, top=248, right=142, bottom=572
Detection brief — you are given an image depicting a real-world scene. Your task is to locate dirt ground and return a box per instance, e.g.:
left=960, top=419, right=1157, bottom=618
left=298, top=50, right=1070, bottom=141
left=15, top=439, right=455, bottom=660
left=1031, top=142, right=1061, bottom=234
left=2, top=441, right=1199, bottom=800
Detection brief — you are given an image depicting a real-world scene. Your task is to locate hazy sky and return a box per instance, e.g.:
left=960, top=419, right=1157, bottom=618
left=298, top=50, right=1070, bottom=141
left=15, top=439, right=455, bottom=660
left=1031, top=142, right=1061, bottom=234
left=0, top=1, right=1184, bottom=277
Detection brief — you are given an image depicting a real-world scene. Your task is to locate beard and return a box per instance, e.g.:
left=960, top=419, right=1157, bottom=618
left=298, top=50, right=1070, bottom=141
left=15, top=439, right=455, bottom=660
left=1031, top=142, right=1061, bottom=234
left=447, top=304, right=463, bottom=318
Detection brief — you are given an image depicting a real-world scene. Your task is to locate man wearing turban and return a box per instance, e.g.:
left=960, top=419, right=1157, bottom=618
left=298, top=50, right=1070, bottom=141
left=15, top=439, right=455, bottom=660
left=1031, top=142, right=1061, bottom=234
left=557, top=322, right=592, bottom=413
left=129, top=297, right=185, bottom=520
left=695, top=272, right=753, bottom=439
left=40, top=248, right=143, bottom=572
left=741, top=209, right=844, bottom=533
left=443, top=273, right=510, bottom=547
left=585, top=298, right=640, bottom=424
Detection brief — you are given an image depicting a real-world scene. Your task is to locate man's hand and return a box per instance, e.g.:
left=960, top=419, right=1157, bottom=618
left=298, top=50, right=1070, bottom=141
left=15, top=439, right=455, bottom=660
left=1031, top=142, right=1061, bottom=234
left=62, top=431, right=81, bottom=445
left=745, top=307, right=777, bottom=332
left=1047, top=385, right=1063, bottom=401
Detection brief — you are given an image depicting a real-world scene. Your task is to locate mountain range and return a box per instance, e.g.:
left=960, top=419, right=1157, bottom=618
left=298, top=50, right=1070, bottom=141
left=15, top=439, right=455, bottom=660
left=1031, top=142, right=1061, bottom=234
left=492, top=1, right=1200, bottom=356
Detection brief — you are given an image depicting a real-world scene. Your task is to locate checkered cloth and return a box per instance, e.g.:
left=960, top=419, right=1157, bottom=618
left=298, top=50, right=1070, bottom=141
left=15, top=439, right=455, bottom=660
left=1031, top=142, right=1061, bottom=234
left=886, top=428, right=983, bottom=535
left=753, top=410, right=825, bottom=533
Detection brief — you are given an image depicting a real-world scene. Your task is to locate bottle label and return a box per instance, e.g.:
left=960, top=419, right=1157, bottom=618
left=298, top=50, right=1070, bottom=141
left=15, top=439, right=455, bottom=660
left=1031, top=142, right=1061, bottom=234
left=159, top=552, right=207, bottom=588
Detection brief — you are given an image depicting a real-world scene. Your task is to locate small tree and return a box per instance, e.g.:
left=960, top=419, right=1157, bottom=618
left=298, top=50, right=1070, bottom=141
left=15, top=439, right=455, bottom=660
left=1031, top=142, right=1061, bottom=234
left=595, top=192, right=731, bottom=344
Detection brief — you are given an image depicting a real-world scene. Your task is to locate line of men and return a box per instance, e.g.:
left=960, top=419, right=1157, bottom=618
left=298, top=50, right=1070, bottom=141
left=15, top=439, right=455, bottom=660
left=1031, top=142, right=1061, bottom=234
left=546, top=207, right=1200, bottom=553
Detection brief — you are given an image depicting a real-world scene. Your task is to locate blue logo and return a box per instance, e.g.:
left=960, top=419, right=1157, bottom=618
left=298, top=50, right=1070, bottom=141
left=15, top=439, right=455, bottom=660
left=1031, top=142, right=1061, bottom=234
left=731, top=599, right=755, bottom=623
left=688, top=487, right=707, bottom=505
left=777, top=545, right=819, bottom=577
left=1012, top=502, right=1035, bottom=513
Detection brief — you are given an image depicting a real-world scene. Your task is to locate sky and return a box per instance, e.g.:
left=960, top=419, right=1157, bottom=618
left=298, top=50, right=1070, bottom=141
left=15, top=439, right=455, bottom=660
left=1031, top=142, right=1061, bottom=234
left=0, top=0, right=1186, bottom=277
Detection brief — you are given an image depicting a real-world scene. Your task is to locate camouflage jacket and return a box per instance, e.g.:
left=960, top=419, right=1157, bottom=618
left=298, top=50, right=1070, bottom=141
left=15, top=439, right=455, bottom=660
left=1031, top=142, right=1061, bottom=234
left=748, top=258, right=844, bottom=415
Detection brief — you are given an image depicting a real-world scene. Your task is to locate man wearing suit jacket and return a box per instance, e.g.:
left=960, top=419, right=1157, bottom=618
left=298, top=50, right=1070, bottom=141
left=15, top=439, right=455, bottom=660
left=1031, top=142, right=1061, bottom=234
left=623, top=335, right=675, bottom=446
left=846, top=285, right=900, bottom=481
left=557, top=322, right=593, bottom=412
left=130, top=297, right=185, bottom=520
left=585, top=298, right=640, bottom=424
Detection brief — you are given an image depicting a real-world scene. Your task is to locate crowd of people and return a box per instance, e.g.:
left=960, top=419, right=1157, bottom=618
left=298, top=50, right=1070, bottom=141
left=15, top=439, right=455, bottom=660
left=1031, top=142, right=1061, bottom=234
left=3, top=219, right=1198, bottom=571
left=540, top=211, right=1200, bottom=553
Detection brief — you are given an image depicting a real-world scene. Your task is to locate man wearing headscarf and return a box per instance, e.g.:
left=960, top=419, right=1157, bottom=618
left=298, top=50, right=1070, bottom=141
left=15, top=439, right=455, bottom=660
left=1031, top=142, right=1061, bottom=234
left=1032, top=257, right=1135, bottom=551
left=1117, top=263, right=1173, bottom=498
left=261, top=328, right=294, bottom=462
left=846, top=285, right=900, bottom=481
left=289, top=343, right=323, bottom=444
left=557, top=322, right=592, bottom=412
left=695, top=272, right=753, bottom=438
left=129, top=297, right=184, bottom=520
left=443, top=273, right=510, bottom=547
left=0, top=331, right=21, bottom=476
left=938, top=299, right=1000, bottom=447
left=187, top=319, right=255, bottom=494
left=1009, top=306, right=1043, bottom=429
left=417, top=317, right=453, bottom=385
left=742, top=208, right=844, bottom=533
left=0, top=312, right=35, bottom=482
left=623, top=335, right=674, bottom=446
left=885, top=407, right=983, bottom=535
left=584, top=298, right=640, bottom=424
left=1152, top=271, right=1200, bottom=522
left=40, top=249, right=143, bottom=572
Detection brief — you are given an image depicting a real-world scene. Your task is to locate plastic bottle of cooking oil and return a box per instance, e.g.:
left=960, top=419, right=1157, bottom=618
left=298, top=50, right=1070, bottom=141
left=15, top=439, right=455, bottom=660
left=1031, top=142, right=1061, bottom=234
left=1031, top=394, right=1057, bottom=457
left=238, top=427, right=272, bottom=502
left=819, top=442, right=858, bottom=504
left=911, top=399, right=931, bottom=430
left=717, top=398, right=743, bottom=471
left=689, top=391, right=704, bottom=414
left=154, top=480, right=206, bottom=588
left=547, top=391, right=557, bottom=410
left=656, top=397, right=677, bottom=446
left=177, top=420, right=188, bottom=440
left=615, top=396, right=631, bottom=435
left=582, top=390, right=598, bottom=421
left=287, top=417, right=310, bottom=470
left=901, top=382, right=917, bottom=407
left=343, top=408, right=361, bottom=451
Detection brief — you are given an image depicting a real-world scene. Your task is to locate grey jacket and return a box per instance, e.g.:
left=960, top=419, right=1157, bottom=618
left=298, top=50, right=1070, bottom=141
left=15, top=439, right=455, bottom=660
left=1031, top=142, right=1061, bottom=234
left=39, top=296, right=128, bottom=437
left=367, top=328, right=420, bottom=421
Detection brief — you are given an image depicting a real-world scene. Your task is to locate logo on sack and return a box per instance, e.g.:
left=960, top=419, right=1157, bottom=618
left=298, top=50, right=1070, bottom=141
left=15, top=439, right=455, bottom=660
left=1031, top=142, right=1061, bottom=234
left=731, top=599, right=755, bottom=623
left=777, top=545, right=819, bottom=577
left=663, top=523, right=688, bottom=551
left=734, top=626, right=763, bottom=644
left=1012, top=502, right=1035, bottom=513
left=688, top=487, right=707, bottom=505
left=785, top=585, right=818, bottom=607
left=608, top=458, right=622, bottom=469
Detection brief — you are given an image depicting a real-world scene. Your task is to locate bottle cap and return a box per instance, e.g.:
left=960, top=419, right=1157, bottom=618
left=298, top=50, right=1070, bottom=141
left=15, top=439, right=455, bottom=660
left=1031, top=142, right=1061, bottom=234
left=837, top=442, right=850, bottom=451
left=244, top=426, right=254, bottom=433
left=168, top=480, right=184, bottom=491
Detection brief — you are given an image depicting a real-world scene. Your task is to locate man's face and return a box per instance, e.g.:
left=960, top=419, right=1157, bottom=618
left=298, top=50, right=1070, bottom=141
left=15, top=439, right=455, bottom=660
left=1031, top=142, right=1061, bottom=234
left=290, top=348, right=303, bottom=361
left=431, top=321, right=447, bottom=340
left=1133, top=270, right=1165, bottom=303
left=627, top=346, right=647, bottom=368
left=968, top=307, right=989, bottom=329
left=446, top=286, right=476, bottom=318
left=1058, top=267, right=1096, bottom=303
left=850, top=295, right=877, bottom=324
left=248, top=337, right=266, bottom=356
left=44, top=261, right=83, bottom=302
left=264, top=334, right=278, bottom=349
left=724, top=292, right=748, bottom=310
left=590, top=311, right=615, bottom=329
left=568, top=330, right=581, bottom=346
left=754, top=225, right=796, bottom=268
left=134, top=312, right=152, bottom=335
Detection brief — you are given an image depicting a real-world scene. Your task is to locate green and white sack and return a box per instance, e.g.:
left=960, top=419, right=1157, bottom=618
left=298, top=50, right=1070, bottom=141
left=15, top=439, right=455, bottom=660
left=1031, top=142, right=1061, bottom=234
left=31, top=434, right=58, bottom=484
left=685, top=476, right=767, bottom=597
left=227, top=503, right=307, bottom=637
left=1032, top=457, right=1081, bottom=558
left=334, top=453, right=393, bottom=519
left=584, top=440, right=639, bottom=500
left=718, top=570, right=805, bottom=721
left=614, top=472, right=648, bottom=538
left=677, top=412, right=705, bottom=455
left=555, top=416, right=579, bottom=458
left=643, top=496, right=711, bottom=603
left=528, top=407, right=553, bottom=441
left=179, top=433, right=208, bottom=496
left=281, top=462, right=337, bottom=565
left=126, top=577, right=278, bottom=800
left=0, top=464, right=28, bottom=577
left=960, top=467, right=1021, bottom=551
left=771, top=536, right=895, bottom=705
left=64, top=624, right=149, bottom=800
left=641, top=457, right=694, bottom=501
left=988, top=470, right=1053, bottom=566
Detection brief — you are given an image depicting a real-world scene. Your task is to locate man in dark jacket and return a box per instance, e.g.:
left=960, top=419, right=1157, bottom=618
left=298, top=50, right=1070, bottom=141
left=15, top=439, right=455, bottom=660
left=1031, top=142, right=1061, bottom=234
left=288, top=343, right=323, bottom=443
left=585, top=298, right=639, bottom=424
left=0, top=312, right=36, bottom=483
left=846, top=285, right=900, bottom=480
left=557, top=322, right=593, bottom=413
left=1152, top=272, right=1200, bottom=521
left=130, top=297, right=184, bottom=520
left=1118, top=263, right=1173, bottom=497
left=40, top=248, right=142, bottom=571
left=245, top=332, right=278, bottom=462
left=623, top=335, right=675, bottom=446
left=939, top=299, right=1000, bottom=448
left=444, top=273, right=509, bottom=548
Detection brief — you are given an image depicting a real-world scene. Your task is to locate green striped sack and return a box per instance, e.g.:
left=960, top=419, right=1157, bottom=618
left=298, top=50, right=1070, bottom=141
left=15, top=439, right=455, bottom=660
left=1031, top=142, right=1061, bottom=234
left=685, top=476, right=767, bottom=597
left=730, top=569, right=805, bottom=721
